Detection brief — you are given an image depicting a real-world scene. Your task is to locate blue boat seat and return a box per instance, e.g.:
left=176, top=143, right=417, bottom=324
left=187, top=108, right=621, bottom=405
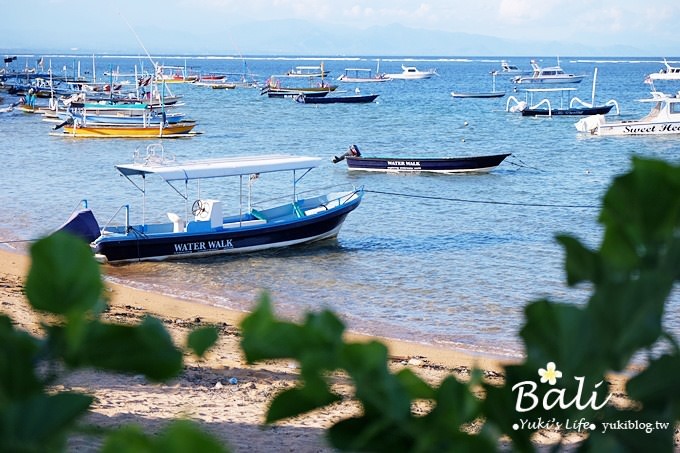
left=186, top=220, right=212, bottom=233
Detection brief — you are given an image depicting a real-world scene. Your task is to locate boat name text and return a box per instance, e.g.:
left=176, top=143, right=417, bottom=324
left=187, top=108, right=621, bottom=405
left=623, top=123, right=680, bottom=134
left=173, top=239, right=233, bottom=253
left=387, top=161, right=421, bottom=167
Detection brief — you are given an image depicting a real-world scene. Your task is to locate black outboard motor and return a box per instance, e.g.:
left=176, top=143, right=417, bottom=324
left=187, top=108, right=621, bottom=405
left=332, top=144, right=361, bottom=163
left=55, top=209, right=101, bottom=243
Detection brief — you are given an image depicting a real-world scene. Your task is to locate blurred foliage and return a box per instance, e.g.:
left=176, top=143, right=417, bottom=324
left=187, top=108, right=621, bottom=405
left=240, top=157, right=680, bottom=452
left=0, top=232, right=224, bottom=452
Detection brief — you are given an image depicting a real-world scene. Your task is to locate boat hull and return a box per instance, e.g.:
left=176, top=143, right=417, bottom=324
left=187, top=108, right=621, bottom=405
left=58, top=122, right=197, bottom=138
left=295, top=94, right=378, bottom=104
left=344, top=154, right=511, bottom=173
left=521, top=104, right=614, bottom=117
left=451, top=92, right=505, bottom=98
left=90, top=193, right=363, bottom=263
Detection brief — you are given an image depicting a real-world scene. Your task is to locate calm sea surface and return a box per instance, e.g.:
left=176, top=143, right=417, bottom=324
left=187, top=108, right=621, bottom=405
left=1, top=55, right=679, bottom=359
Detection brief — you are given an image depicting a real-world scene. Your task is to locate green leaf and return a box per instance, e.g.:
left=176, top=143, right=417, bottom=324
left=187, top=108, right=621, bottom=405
left=0, top=392, right=92, bottom=452
left=556, top=234, right=600, bottom=285
left=103, top=421, right=228, bottom=453
left=25, top=232, right=104, bottom=317
left=55, top=317, right=183, bottom=381
left=266, top=382, right=340, bottom=423
left=0, top=315, right=42, bottom=402
left=187, top=326, right=218, bottom=358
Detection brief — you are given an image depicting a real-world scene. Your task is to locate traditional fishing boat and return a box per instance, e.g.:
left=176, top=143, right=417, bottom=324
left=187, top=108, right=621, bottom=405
left=285, top=65, right=331, bottom=78
left=50, top=119, right=197, bottom=138
left=575, top=91, right=680, bottom=136
left=57, top=147, right=364, bottom=263
left=294, top=93, right=378, bottom=104
left=507, top=69, right=619, bottom=117
left=332, top=145, right=510, bottom=174
left=451, top=71, right=505, bottom=98
left=260, top=76, right=337, bottom=98
left=337, top=68, right=389, bottom=83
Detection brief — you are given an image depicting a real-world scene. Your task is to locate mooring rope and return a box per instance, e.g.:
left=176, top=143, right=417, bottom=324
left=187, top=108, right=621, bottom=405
left=364, top=189, right=598, bottom=209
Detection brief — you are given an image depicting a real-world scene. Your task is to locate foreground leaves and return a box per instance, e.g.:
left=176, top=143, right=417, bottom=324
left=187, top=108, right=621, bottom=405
left=241, top=157, right=680, bottom=452
left=0, top=232, right=222, bottom=451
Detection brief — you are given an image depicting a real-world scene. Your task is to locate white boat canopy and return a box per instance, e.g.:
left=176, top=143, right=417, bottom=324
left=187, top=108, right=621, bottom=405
left=115, top=155, right=323, bottom=181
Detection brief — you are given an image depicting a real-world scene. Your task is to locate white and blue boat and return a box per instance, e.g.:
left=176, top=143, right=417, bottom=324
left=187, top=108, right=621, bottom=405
left=58, top=147, right=364, bottom=263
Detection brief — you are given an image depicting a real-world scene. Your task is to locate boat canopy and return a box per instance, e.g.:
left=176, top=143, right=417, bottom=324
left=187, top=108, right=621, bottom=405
left=115, top=155, right=322, bottom=181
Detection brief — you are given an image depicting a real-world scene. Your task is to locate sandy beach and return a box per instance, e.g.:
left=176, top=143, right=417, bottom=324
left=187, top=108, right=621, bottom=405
left=0, top=246, right=512, bottom=451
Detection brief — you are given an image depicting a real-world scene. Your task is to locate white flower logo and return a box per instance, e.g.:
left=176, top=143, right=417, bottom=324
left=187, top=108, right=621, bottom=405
left=538, top=362, right=562, bottom=385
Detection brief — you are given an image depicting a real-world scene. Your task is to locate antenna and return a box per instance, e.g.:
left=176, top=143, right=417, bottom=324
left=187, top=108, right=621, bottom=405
left=119, top=12, right=158, bottom=71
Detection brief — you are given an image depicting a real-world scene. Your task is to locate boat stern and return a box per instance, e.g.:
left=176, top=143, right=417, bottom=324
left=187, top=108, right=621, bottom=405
left=575, top=114, right=605, bottom=134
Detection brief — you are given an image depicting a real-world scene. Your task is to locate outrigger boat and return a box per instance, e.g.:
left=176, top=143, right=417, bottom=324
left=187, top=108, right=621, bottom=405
left=332, top=145, right=510, bottom=174
left=50, top=120, right=197, bottom=138
left=58, top=146, right=364, bottom=263
left=294, top=92, right=378, bottom=104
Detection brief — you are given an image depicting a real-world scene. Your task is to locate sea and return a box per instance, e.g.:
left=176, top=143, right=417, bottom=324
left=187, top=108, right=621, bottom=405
left=1, top=54, right=679, bottom=360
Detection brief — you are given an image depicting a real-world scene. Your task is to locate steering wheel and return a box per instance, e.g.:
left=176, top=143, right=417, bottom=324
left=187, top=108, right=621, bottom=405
left=192, top=199, right=205, bottom=216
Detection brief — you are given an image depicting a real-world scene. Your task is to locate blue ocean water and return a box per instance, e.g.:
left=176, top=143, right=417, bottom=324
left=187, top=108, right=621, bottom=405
left=1, top=55, right=678, bottom=358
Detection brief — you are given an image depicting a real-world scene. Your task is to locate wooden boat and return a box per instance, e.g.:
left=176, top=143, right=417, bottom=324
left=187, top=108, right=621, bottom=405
left=294, top=93, right=378, bottom=104
left=52, top=121, right=197, bottom=138
left=285, top=65, right=331, bottom=78
left=385, top=65, right=437, bottom=80
left=512, top=59, right=585, bottom=85
left=57, top=147, right=364, bottom=263
left=337, top=68, right=389, bottom=83
left=508, top=72, right=619, bottom=117
left=332, top=145, right=510, bottom=174
left=575, top=91, right=680, bottom=136
left=451, top=71, right=505, bottom=98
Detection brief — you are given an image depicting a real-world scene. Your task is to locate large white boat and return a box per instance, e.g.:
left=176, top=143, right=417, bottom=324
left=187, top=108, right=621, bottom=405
left=513, top=59, right=585, bottom=85
left=647, top=59, right=680, bottom=81
left=385, top=65, right=437, bottom=80
left=575, top=91, right=680, bottom=136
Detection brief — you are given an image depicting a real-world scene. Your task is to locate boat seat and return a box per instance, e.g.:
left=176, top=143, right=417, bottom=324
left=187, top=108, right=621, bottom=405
left=167, top=212, right=185, bottom=233
left=222, top=219, right=267, bottom=229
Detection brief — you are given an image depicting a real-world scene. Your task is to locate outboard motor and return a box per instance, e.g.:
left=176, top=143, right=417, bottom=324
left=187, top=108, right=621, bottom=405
left=332, top=144, right=362, bottom=163
left=55, top=209, right=101, bottom=243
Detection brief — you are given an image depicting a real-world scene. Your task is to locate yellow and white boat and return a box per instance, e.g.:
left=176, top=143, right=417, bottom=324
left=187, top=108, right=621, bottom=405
left=53, top=121, right=197, bottom=138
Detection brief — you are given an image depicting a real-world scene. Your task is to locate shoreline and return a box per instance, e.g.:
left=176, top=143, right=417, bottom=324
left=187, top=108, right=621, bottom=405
left=0, top=245, right=512, bottom=450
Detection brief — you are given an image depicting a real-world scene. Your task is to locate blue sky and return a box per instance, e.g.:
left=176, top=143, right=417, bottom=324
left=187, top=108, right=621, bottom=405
left=2, top=1, right=679, bottom=56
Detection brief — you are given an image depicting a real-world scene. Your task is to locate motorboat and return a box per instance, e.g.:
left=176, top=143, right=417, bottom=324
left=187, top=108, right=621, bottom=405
left=647, top=58, right=680, bottom=81
left=512, top=59, right=585, bottom=85
left=332, top=145, right=510, bottom=174
left=385, top=65, right=437, bottom=80
left=575, top=91, right=680, bottom=136
left=498, top=60, right=530, bottom=76
left=57, top=146, right=364, bottom=263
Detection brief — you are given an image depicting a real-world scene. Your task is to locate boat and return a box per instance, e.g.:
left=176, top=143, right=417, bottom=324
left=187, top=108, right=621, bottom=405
left=498, top=60, right=530, bottom=76
left=451, top=71, right=505, bottom=98
left=575, top=91, right=680, bottom=136
left=57, top=147, right=364, bottom=263
left=294, top=92, right=378, bottom=104
left=512, top=59, right=585, bottom=85
left=507, top=69, right=620, bottom=117
left=50, top=120, right=198, bottom=138
left=260, top=76, right=337, bottom=98
left=285, top=65, right=331, bottom=78
left=332, top=145, right=510, bottom=174
left=337, top=68, right=389, bottom=83
left=647, top=58, right=680, bottom=81
left=385, top=65, right=437, bottom=80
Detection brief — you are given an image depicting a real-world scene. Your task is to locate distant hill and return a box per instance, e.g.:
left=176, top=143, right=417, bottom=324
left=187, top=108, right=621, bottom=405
left=1, top=19, right=654, bottom=57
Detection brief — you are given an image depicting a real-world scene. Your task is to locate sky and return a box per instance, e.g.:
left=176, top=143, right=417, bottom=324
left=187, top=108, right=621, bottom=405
left=2, top=0, right=679, bottom=56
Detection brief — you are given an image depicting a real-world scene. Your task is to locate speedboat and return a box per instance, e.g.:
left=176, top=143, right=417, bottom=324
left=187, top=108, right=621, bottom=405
left=513, top=59, right=585, bottom=85
left=647, top=58, right=680, bottom=81
left=575, top=91, right=680, bottom=136
left=57, top=146, right=364, bottom=263
left=385, top=65, right=437, bottom=80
